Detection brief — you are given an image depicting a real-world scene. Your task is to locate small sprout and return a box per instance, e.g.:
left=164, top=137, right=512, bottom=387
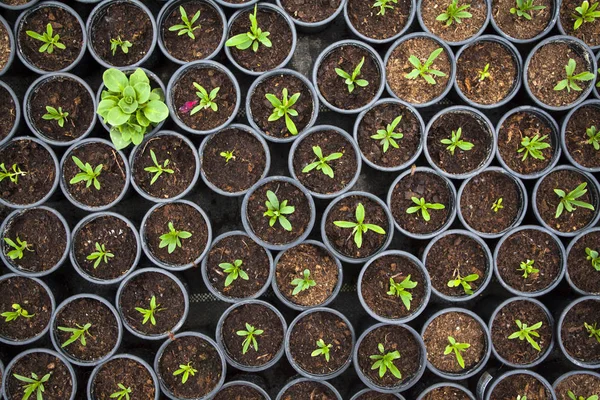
left=492, top=198, right=504, bottom=212
left=191, top=83, right=219, bottom=114
left=218, top=259, right=249, bottom=287
left=69, top=156, right=102, bottom=190
left=371, top=115, right=404, bottom=153
left=264, top=190, right=295, bottom=231
left=86, top=242, right=114, bottom=269
left=436, top=0, right=473, bottom=25
left=1, top=303, right=34, bottom=322
left=144, top=149, right=174, bottom=185
left=517, top=396, right=528, bottom=400
left=168, top=6, right=201, bottom=40
left=370, top=343, right=402, bottom=379
left=478, top=63, right=491, bottom=81
left=291, top=269, right=316, bottom=295
left=159, top=222, right=192, bottom=254
left=336, top=57, right=369, bottom=94
left=311, top=339, right=333, bottom=362
left=111, top=383, right=132, bottom=400
left=568, top=390, right=599, bottom=400
left=58, top=322, right=92, bottom=348
left=441, top=127, right=474, bottom=155
left=225, top=5, right=271, bottom=52
left=508, top=320, right=542, bottom=351
left=574, top=0, right=600, bottom=29
left=587, top=126, right=600, bottom=150
left=554, top=182, right=595, bottom=219
left=405, top=48, right=447, bottom=84
left=4, top=236, right=33, bottom=260
left=236, top=323, right=264, bottom=354
left=444, top=336, right=470, bottom=369
left=42, top=106, right=68, bottom=128
left=518, top=134, right=550, bottom=161
left=173, top=362, right=197, bottom=384
left=586, top=247, right=600, bottom=271
left=387, top=275, right=418, bottom=310
left=447, top=271, right=479, bottom=295
left=266, top=88, right=300, bottom=135
left=135, top=296, right=163, bottom=326
left=554, top=59, right=595, bottom=92
left=585, top=322, right=600, bottom=343
left=302, top=145, right=343, bottom=178
left=220, top=151, right=235, bottom=162
left=26, top=23, right=65, bottom=54
left=333, top=203, right=386, bottom=249
left=510, top=0, right=546, bottom=19
left=0, top=163, right=27, bottom=184
left=110, top=36, right=132, bottom=56
left=13, top=372, right=51, bottom=400
left=406, top=197, right=445, bottom=222
left=373, top=0, right=398, bottom=15
left=517, top=259, right=539, bottom=279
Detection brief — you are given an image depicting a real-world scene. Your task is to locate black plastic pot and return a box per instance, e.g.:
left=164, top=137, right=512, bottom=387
left=565, top=226, right=600, bottom=295
left=276, top=378, right=342, bottom=400
left=556, top=3, right=600, bottom=52
left=552, top=370, right=600, bottom=398
left=482, top=369, right=556, bottom=400
left=489, top=0, right=558, bottom=44
left=215, top=381, right=271, bottom=399
left=343, top=0, right=415, bottom=44
left=561, top=99, right=600, bottom=173
left=595, top=52, right=599, bottom=99
left=0, top=80, right=20, bottom=147
left=0, top=0, right=38, bottom=10
left=557, top=296, right=600, bottom=369
left=278, top=0, right=345, bottom=32
left=213, top=0, right=258, bottom=9
left=0, top=15, right=15, bottom=76
left=417, top=382, right=475, bottom=400
left=351, top=389, right=405, bottom=399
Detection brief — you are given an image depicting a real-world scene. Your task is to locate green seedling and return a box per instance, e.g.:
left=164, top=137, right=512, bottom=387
left=219, top=259, right=249, bottom=287
left=333, top=203, right=386, bottom=249
left=159, top=222, right=192, bottom=254
left=436, top=0, right=472, bottom=25
left=169, top=6, right=201, bottom=39
left=13, top=372, right=51, bottom=400
left=26, top=23, right=65, bottom=54
left=237, top=323, right=263, bottom=354
left=111, top=384, right=132, bottom=400
left=518, top=259, right=539, bottom=279
left=492, top=198, right=504, bottom=212
left=69, top=156, right=102, bottom=190
left=554, top=182, right=595, bottom=218
left=510, top=0, right=546, bottom=19
left=406, top=197, right=445, bottom=222
left=266, top=88, right=300, bottom=135
left=518, top=134, right=550, bottom=160
left=311, top=339, right=332, bottom=362
left=554, top=58, right=595, bottom=92
left=586, top=247, right=600, bottom=271
left=508, top=320, right=542, bottom=351
left=291, top=269, right=316, bottom=296
left=4, top=236, right=33, bottom=260
left=58, top=323, right=92, bottom=348
left=302, top=145, right=343, bottom=178
left=387, top=275, right=418, bottom=310
left=42, top=106, right=68, bottom=128
left=191, top=83, right=219, bottom=114
left=447, top=271, right=479, bottom=295
left=110, top=36, right=132, bottom=56
left=587, top=126, right=600, bottom=150
left=573, top=0, right=600, bottom=29
left=1, top=303, right=34, bottom=322
left=371, top=115, right=404, bottom=153
left=444, top=336, right=470, bottom=369
left=173, top=362, right=197, bottom=384
left=370, top=343, right=402, bottom=379
left=568, top=390, right=598, bottom=400
left=144, top=149, right=174, bottom=185
left=135, top=296, right=163, bottom=326
left=405, top=48, right=447, bottom=84
left=373, top=0, right=398, bottom=15
left=86, top=242, right=114, bottom=269
left=220, top=150, right=235, bottom=162
left=517, top=396, right=527, bottom=400
left=478, top=63, right=491, bottom=81
left=264, top=190, right=295, bottom=231
left=336, top=56, right=369, bottom=93
left=585, top=322, right=600, bottom=343
left=441, top=127, right=474, bottom=155
left=226, top=5, right=271, bottom=52
left=0, top=163, right=27, bottom=184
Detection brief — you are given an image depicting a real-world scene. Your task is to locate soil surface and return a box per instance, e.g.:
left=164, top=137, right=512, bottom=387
left=214, top=384, right=266, bottom=400
left=489, top=373, right=551, bottom=400
left=492, top=0, right=552, bottom=40
left=560, top=299, right=600, bottom=364
left=91, top=357, right=156, bottom=400
left=564, top=104, right=600, bottom=169
left=560, top=0, right=600, bottom=47
left=0, top=20, right=10, bottom=73
left=422, top=386, right=472, bottom=400
left=567, top=230, right=600, bottom=294
left=354, top=391, right=400, bottom=400
left=421, top=0, right=488, bottom=43
left=281, top=0, right=341, bottom=22
left=347, top=0, right=411, bottom=40
left=280, top=380, right=338, bottom=399
left=0, top=85, right=16, bottom=142
left=554, top=372, right=600, bottom=400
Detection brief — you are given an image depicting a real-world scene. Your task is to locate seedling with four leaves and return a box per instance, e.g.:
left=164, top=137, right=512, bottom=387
left=169, top=6, right=202, bottom=39
left=492, top=198, right=504, bottom=212
left=173, top=362, right=197, bottom=384
left=110, top=36, right=132, bottom=56
left=58, top=322, right=92, bottom=348
left=573, top=0, right=600, bottom=30
left=587, top=126, right=600, bottom=150
left=585, top=322, right=600, bottom=343
left=586, top=247, right=600, bottom=271
left=220, top=151, right=235, bottom=162
left=554, top=182, right=595, bottom=218
left=219, top=259, right=249, bottom=287
left=42, top=106, right=69, bottom=128
left=0, top=163, right=27, bottom=184
left=237, top=322, right=264, bottom=354
left=159, top=222, right=192, bottom=254
left=478, top=64, right=491, bottom=81
left=13, top=372, right=51, bottom=400
left=26, top=23, right=65, bottom=54
left=517, top=259, right=539, bottom=279
left=1, top=303, right=34, bottom=322
left=441, top=127, right=474, bottom=155
left=266, top=88, right=300, bottom=135
left=406, top=197, right=445, bottom=222
left=311, top=339, right=332, bottom=362
left=333, top=203, right=386, bottom=249
left=302, top=146, right=343, bottom=178
left=510, top=0, right=546, bottom=19
left=111, top=383, right=132, bottom=400
left=553, top=59, right=595, bottom=92
left=518, top=134, right=550, bottom=160
left=226, top=5, right=272, bottom=52
left=336, top=57, right=369, bottom=93
left=508, top=320, right=542, bottom=351
left=264, top=190, right=295, bottom=231
left=568, top=390, right=599, bottom=400
left=444, top=336, right=470, bottom=369
left=387, top=275, right=418, bottom=310
left=436, top=0, right=473, bottom=26
left=371, top=115, right=404, bottom=153
left=86, top=242, right=114, bottom=269
left=135, top=295, right=163, bottom=325
left=144, top=149, right=174, bottom=185
left=291, top=269, right=316, bottom=295
left=4, top=236, right=33, bottom=260
left=370, top=343, right=402, bottom=379
left=191, top=83, right=219, bottom=114
left=69, top=156, right=102, bottom=190
left=447, top=271, right=479, bottom=295
left=373, top=0, right=398, bottom=15
left=405, top=48, right=447, bottom=84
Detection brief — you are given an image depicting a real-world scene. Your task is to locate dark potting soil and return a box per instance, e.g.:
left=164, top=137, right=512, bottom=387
left=292, top=130, right=358, bottom=195
left=527, top=42, right=592, bottom=108
left=288, top=311, right=353, bottom=375
left=0, top=276, right=52, bottom=341
left=158, top=335, right=222, bottom=399
left=325, top=195, right=389, bottom=259
left=561, top=299, right=600, bottom=364
left=73, top=215, right=137, bottom=281
left=492, top=0, right=552, bottom=40
left=422, top=311, right=486, bottom=374
left=132, top=134, right=197, bottom=199
left=3, top=208, right=67, bottom=274
left=275, top=243, right=339, bottom=307
left=456, top=41, right=517, bottom=105
left=201, top=127, right=267, bottom=193
left=245, top=180, right=311, bottom=245
left=422, top=386, right=472, bottom=400
left=535, top=169, right=596, bottom=233
left=162, top=1, right=223, bottom=62
left=280, top=0, right=341, bottom=22
left=206, top=234, right=271, bottom=299
left=354, top=391, right=401, bottom=400
left=560, top=0, right=600, bottom=48
left=360, top=253, right=427, bottom=319
left=489, top=373, right=551, bottom=400
left=0, top=21, right=10, bottom=72
left=119, top=271, right=186, bottom=336
left=280, top=380, right=338, bottom=399
left=567, top=230, right=600, bottom=294
left=172, top=66, right=237, bottom=131
left=90, top=2, right=153, bottom=67
left=249, top=73, right=314, bottom=138
left=91, top=357, right=156, bottom=400
left=1, top=0, right=30, bottom=4
left=347, top=0, right=411, bottom=40
left=420, top=0, right=488, bottom=43
left=17, top=5, right=83, bottom=71
left=228, top=7, right=293, bottom=72
left=220, top=303, right=284, bottom=367
left=427, top=110, right=493, bottom=175
left=491, top=299, right=552, bottom=365
left=0, top=138, right=56, bottom=206
left=425, top=233, right=488, bottom=297
left=554, top=372, right=600, bottom=400
left=0, top=85, right=16, bottom=142
left=496, top=228, right=562, bottom=293
left=317, top=45, right=381, bottom=110
left=497, top=111, right=556, bottom=175
left=5, top=351, right=73, bottom=400
left=54, top=297, right=119, bottom=362
left=389, top=170, right=452, bottom=235
left=356, top=101, right=422, bottom=169
left=386, top=37, right=451, bottom=104
left=144, top=202, right=209, bottom=266
left=357, top=324, right=422, bottom=388
left=564, top=104, right=600, bottom=169
left=214, top=384, right=266, bottom=400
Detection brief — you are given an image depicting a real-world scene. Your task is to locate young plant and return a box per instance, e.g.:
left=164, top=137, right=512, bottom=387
left=554, top=182, right=595, bottom=218
left=26, top=23, right=65, bottom=54
left=218, top=259, right=249, bottom=287
left=311, top=339, right=332, bottom=362
left=406, top=197, right=445, bottom=222
left=4, top=236, right=33, bottom=260
left=266, top=88, right=300, bottom=135
left=441, top=127, right=474, bottom=155
left=144, top=149, right=174, bottom=185
left=333, top=203, right=386, bottom=249
left=225, top=5, right=272, bottom=52
left=168, top=6, right=202, bottom=39
left=58, top=322, right=92, bottom=348
left=436, top=0, right=473, bottom=26
left=69, top=156, right=102, bottom=190
left=508, top=320, right=542, bottom=351
left=302, top=145, right=343, bottom=178
left=447, top=271, right=479, bottom=295
left=586, top=247, right=600, bottom=271
left=110, top=383, right=132, bottom=400
left=110, top=36, right=132, bottom=56
left=135, top=296, right=163, bottom=326
left=0, top=163, right=27, bottom=184
left=371, top=115, right=404, bottom=153
left=236, top=323, right=264, bottom=354
left=13, top=372, right=51, bottom=400
left=585, top=322, right=600, bottom=343
left=42, top=106, right=68, bottom=128
left=336, top=56, right=369, bottom=93
left=1, top=303, right=34, bottom=322
left=510, top=0, right=546, bottom=19
left=373, top=0, right=398, bottom=15
left=517, top=396, right=527, bottom=400
left=518, top=134, right=550, bottom=161
left=191, top=83, right=219, bottom=114
left=492, top=198, right=504, bottom=212
left=387, top=275, right=418, bottom=310
left=370, top=343, right=402, bottom=379
left=517, top=259, right=539, bottom=279
left=587, top=126, right=600, bottom=150
left=573, top=0, right=600, bottom=29
left=444, top=336, right=470, bottom=369
left=173, top=362, right=197, bottom=384
left=86, top=243, right=114, bottom=269
left=159, top=222, right=192, bottom=254
left=405, top=48, right=447, bottom=84
left=220, top=151, right=235, bottom=162
left=553, top=59, right=595, bottom=92
left=97, top=68, right=169, bottom=150
left=478, top=63, right=491, bottom=81
left=568, top=391, right=599, bottom=400
left=264, top=190, right=295, bottom=231
left=291, top=269, right=316, bottom=295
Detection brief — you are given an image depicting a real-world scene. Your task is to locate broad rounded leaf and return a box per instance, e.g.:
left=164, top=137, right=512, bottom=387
left=103, top=69, right=128, bottom=93
left=143, top=100, right=169, bottom=123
